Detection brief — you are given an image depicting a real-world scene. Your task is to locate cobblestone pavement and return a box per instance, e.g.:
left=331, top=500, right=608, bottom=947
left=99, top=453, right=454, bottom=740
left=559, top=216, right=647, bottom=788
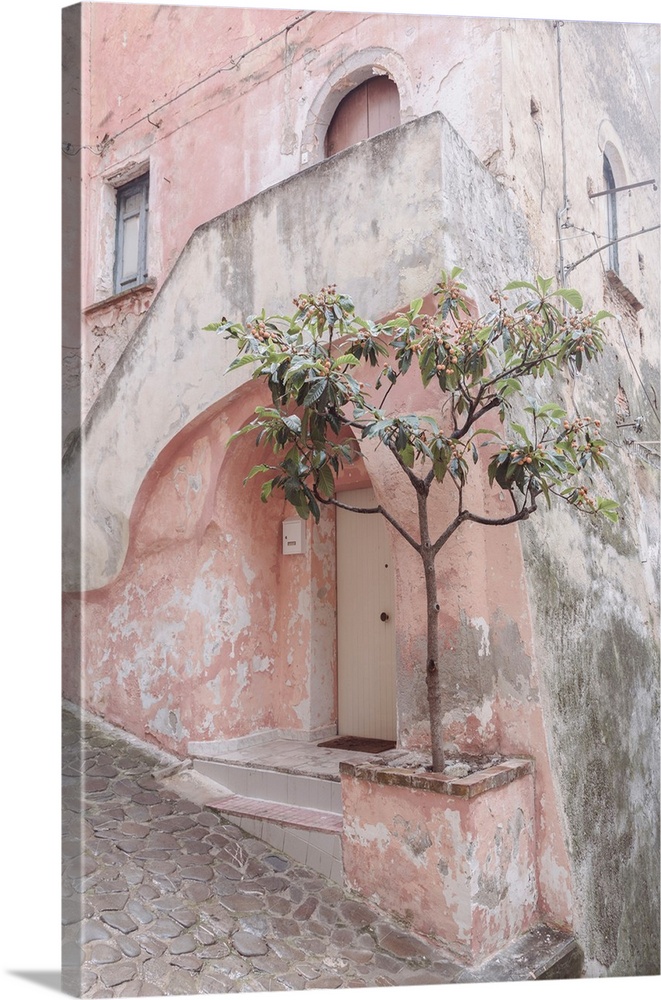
left=62, top=707, right=465, bottom=996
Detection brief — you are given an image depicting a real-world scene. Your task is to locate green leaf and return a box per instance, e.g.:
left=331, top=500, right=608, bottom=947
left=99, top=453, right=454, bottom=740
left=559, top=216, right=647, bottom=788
left=363, top=418, right=394, bottom=439
left=510, top=422, right=532, bottom=445
left=399, top=442, right=415, bottom=468
left=596, top=498, right=619, bottom=522
left=535, top=403, right=567, bottom=419
left=284, top=479, right=304, bottom=506
left=504, top=280, right=538, bottom=292
left=260, top=479, right=274, bottom=502
left=316, top=463, right=335, bottom=499
left=282, top=414, right=302, bottom=434
left=302, top=379, right=326, bottom=406
left=227, top=421, right=261, bottom=445
left=540, top=478, right=552, bottom=509
left=243, top=464, right=271, bottom=484
left=495, top=377, right=522, bottom=396
left=227, top=353, right=261, bottom=372
left=553, top=288, right=583, bottom=310
left=303, top=486, right=321, bottom=523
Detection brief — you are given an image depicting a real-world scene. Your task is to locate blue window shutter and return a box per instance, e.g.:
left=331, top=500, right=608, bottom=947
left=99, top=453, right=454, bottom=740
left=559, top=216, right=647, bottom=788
left=114, top=174, right=149, bottom=294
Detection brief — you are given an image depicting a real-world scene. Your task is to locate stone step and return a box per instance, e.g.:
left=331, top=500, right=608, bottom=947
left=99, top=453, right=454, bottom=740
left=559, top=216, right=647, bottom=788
left=192, top=758, right=342, bottom=814
left=456, top=924, right=584, bottom=982
left=207, top=793, right=343, bottom=833
left=206, top=791, right=344, bottom=885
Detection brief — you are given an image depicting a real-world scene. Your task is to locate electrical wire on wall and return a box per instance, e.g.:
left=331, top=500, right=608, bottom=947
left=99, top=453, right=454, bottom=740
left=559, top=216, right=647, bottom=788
left=62, top=10, right=317, bottom=157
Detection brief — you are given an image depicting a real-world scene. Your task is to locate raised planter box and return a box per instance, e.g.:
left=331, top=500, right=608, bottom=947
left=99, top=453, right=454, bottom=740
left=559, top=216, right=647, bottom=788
left=340, top=757, right=538, bottom=965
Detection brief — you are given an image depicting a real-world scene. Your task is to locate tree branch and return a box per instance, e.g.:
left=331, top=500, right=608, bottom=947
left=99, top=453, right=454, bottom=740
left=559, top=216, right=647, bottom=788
left=431, top=492, right=537, bottom=555
left=461, top=496, right=538, bottom=528
left=383, top=436, right=426, bottom=492
left=313, top=490, right=422, bottom=553
left=453, top=394, right=502, bottom=438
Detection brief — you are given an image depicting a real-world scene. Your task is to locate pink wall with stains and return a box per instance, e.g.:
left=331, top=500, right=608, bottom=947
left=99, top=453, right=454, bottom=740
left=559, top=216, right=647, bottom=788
left=64, top=5, right=660, bottom=975
left=341, top=769, right=538, bottom=963
left=63, top=380, right=337, bottom=753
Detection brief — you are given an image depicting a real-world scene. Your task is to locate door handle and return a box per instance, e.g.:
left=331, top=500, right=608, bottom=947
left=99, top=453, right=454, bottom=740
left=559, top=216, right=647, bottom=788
left=380, top=612, right=390, bottom=622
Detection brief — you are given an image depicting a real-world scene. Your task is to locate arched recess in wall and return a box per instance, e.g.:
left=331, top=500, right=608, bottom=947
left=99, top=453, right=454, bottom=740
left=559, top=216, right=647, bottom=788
left=104, top=380, right=323, bottom=747
left=300, top=47, right=416, bottom=168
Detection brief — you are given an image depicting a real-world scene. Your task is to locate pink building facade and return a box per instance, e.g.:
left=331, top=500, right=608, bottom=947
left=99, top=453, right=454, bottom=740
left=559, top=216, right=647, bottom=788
left=63, top=4, right=660, bottom=976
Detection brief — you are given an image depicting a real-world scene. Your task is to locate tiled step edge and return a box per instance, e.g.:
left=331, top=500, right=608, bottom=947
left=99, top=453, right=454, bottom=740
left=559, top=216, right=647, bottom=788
left=208, top=793, right=343, bottom=834
left=456, top=924, right=583, bottom=982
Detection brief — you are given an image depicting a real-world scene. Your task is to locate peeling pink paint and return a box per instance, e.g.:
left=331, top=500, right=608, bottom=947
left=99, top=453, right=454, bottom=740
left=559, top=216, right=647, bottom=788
left=63, top=381, right=337, bottom=754
left=342, top=770, right=538, bottom=964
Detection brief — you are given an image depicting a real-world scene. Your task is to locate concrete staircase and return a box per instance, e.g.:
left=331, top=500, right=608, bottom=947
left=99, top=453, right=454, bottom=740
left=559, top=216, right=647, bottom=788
left=191, top=752, right=345, bottom=884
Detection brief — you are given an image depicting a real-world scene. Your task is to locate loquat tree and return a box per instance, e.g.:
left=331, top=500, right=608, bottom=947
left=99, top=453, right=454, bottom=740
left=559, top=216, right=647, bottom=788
left=206, top=269, right=618, bottom=772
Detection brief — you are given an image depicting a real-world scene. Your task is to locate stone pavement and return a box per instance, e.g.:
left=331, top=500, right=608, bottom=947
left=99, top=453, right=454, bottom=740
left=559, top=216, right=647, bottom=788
left=62, top=707, right=466, bottom=997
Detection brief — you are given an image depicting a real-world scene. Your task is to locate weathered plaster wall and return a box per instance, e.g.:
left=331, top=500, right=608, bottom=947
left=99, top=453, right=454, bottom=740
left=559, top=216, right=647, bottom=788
left=66, top=6, right=660, bottom=979
left=358, top=406, right=576, bottom=927
left=341, top=769, right=538, bottom=963
left=498, top=20, right=659, bottom=302
left=63, top=110, right=531, bottom=594
left=65, top=100, right=577, bottom=926
left=63, top=379, right=337, bottom=753
left=496, top=18, right=661, bottom=977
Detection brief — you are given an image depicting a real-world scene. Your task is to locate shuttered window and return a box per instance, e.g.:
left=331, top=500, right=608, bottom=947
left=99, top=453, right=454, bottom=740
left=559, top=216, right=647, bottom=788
left=325, top=77, right=400, bottom=158
left=114, top=174, right=149, bottom=294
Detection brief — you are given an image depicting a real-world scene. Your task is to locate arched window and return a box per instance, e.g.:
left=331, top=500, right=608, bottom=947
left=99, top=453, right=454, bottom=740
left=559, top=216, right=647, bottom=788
left=325, top=77, right=400, bottom=158
left=603, top=153, right=619, bottom=274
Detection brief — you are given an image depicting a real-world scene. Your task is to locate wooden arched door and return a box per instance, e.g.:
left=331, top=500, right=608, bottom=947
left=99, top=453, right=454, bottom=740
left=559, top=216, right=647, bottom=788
left=325, top=77, right=400, bottom=158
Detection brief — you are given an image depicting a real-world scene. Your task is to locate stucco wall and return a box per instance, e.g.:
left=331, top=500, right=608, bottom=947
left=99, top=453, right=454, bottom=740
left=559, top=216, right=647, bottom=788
left=341, top=768, right=538, bottom=964
left=64, top=105, right=579, bottom=934
left=63, top=378, right=337, bottom=751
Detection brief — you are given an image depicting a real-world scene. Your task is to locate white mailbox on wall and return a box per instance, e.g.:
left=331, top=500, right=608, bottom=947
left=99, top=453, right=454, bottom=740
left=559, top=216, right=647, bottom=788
left=282, top=518, right=306, bottom=555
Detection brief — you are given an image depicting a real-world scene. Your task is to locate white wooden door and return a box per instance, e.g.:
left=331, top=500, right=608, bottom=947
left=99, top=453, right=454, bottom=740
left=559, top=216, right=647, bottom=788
left=336, top=488, right=397, bottom=739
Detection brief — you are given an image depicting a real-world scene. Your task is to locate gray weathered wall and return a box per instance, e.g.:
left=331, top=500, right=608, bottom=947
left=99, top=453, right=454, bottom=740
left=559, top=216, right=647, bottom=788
left=506, top=19, right=660, bottom=976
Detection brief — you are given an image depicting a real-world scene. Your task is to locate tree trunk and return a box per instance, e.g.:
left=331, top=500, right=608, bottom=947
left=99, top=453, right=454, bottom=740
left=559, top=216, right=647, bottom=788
left=417, top=492, right=445, bottom=772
